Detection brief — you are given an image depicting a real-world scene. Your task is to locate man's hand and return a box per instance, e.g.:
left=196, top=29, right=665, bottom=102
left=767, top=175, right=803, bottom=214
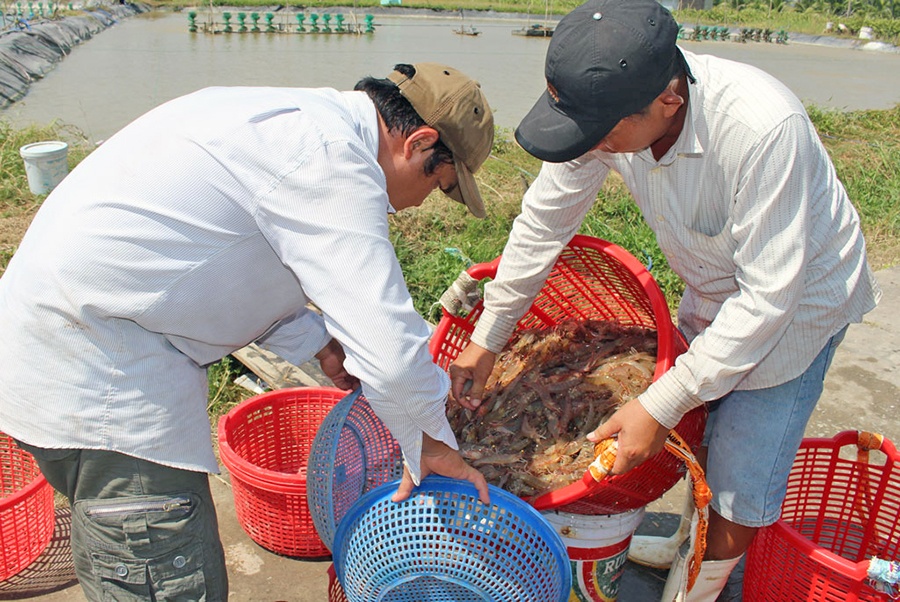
left=588, top=398, right=670, bottom=475
left=392, top=433, right=490, bottom=504
left=448, top=342, right=496, bottom=411
left=314, top=338, right=359, bottom=391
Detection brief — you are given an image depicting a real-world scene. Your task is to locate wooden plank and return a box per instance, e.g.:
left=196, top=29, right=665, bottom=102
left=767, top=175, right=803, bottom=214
left=231, top=343, right=330, bottom=389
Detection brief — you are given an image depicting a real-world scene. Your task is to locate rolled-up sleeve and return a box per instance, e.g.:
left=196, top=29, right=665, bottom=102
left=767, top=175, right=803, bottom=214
left=256, top=307, right=330, bottom=367
left=472, top=158, right=609, bottom=352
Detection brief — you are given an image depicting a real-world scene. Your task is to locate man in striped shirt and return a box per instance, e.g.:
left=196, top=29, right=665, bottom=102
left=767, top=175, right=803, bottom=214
left=449, top=1, right=880, bottom=599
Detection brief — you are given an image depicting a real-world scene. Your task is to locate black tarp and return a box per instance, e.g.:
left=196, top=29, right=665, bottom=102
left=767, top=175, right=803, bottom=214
left=0, top=3, right=150, bottom=108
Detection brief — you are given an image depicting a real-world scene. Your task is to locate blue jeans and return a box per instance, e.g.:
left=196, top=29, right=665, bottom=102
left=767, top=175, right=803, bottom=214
left=701, top=326, right=847, bottom=528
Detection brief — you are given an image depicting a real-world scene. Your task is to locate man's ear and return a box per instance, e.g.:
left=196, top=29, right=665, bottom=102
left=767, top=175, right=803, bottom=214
left=403, top=126, right=440, bottom=159
left=658, top=85, right=685, bottom=119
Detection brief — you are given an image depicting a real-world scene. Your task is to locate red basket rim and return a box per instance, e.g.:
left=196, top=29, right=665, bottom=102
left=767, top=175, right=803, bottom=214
left=0, top=440, right=50, bottom=513
left=799, top=429, right=899, bottom=460
left=217, top=386, right=347, bottom=488
left=430, top=235, right=678, bottom=378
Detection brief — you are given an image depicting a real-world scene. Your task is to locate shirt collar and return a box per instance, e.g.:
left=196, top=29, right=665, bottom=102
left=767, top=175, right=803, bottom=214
left=672, top=50, right=704, bottom=157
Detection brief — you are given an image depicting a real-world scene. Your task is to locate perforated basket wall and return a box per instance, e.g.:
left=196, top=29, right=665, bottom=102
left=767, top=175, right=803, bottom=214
left=328, top=563, right=349, bottom=602
left=744, top=431, right=900, bottom=602
left=0, top=433, right=54, bottom=582
left=308, top=389, right=404, bottom=551
left=429, top=234, right=707, bottom=514
left=217, top=387, right=346, bottom=558
left=333, top=476, right=571, bottom=602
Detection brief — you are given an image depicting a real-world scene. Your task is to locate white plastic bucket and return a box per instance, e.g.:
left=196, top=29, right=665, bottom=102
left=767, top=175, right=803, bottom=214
left=543, top=507, right=645, bottom=602
left=19, top=141, right=69, bottom=195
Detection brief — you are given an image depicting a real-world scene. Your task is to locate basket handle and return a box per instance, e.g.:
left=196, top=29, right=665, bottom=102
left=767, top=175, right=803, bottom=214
left=852, top=431, right=892, bottom=560
left=857, top=431, right=885, bottom=457
left=588, top=432, right=710, bottom=593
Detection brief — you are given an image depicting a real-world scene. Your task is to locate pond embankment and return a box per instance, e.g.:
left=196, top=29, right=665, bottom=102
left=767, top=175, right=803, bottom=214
left=0, top=3, right=151, bottom=108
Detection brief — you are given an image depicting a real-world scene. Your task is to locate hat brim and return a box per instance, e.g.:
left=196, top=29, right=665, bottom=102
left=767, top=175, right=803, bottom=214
left=445, top=158, right=486, bottom=219
left=515, top=89, right=619, bottom=163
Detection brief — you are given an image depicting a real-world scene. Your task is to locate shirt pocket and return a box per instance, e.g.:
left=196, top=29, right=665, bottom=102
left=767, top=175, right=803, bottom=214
left=669, top=222, right=738, bottom=299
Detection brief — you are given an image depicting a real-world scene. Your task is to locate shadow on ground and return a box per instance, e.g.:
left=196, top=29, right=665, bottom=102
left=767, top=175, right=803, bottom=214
left=0, top=508, right=77, bottom=600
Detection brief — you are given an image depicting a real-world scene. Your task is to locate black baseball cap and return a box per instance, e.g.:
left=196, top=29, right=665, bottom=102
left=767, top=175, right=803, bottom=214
left=516, top=0, right=689, bottom=163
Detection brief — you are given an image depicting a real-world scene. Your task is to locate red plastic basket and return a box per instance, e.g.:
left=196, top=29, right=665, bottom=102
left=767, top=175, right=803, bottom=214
left=217, top=387, right=346, bottom=558
left=429, top=234, right=707, bottom=515
left=0, top=432, right=55, bottom=582
left=328, top=563, right=349, bottom=602
left=744, top=430, right=900, bottom=602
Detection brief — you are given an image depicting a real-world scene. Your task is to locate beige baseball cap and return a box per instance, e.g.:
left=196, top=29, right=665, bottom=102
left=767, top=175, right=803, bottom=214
left=387, top=63, right=494, bottom=219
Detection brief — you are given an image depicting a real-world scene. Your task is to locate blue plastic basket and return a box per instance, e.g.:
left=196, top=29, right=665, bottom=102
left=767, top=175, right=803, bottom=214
left=308, top=388, right=404, bottom=551
left=333, top=475, right=572, bottom=602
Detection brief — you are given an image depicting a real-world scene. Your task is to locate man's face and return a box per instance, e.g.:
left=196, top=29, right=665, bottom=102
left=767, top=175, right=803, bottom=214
left=388, top=151, right=459, bottom=213
left=592, top=107, right=671, bottom=154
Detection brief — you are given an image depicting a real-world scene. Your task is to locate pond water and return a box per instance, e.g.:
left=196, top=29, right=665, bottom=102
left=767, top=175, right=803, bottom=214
left=2, top=10, right=899, bottom=143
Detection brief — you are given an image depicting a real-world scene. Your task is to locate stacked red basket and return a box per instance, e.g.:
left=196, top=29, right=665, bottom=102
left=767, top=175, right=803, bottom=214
left=0, top=432, right=54, bottom=581
left=328, top=563, right=349, bottom=602
left=217, top=387, right=347, bottom=558
left=744, top=430, right=900, bottom=601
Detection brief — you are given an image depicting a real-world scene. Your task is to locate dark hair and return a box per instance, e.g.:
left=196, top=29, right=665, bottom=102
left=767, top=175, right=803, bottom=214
left=355, top=63, right=454, bottom=176
left=634, top=56, right=691, bottom=117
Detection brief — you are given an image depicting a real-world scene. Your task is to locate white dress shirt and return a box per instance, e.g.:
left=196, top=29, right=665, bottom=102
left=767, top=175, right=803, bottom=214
left=0, top=86, right=456, bottom=479
left=471, top=50, right=880, bottom=429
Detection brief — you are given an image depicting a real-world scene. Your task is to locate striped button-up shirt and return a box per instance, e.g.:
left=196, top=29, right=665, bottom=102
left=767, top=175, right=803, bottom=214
left=0, top=86, right=456, bottom=479
left=472, top=50, right=880, bottom=429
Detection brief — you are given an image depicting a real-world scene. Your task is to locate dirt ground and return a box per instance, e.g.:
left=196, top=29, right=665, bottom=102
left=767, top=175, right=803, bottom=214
left=0, top=212, right=34, bottom=247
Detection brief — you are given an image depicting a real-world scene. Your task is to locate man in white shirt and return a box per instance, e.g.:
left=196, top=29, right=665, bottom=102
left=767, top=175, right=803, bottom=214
left=448, top=1, right=880, bottom=599
left=0, top=62, right=492, bottom=600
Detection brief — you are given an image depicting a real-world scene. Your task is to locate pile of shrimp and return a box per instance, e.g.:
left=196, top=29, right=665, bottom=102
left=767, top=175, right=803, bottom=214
left=448, top=319, right=657, bottom=498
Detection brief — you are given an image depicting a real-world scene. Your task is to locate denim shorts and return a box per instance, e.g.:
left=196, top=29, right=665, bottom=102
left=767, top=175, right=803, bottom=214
left=702, top=326, right=847, bottom=528
left=13, top=444, right=228, bottom=601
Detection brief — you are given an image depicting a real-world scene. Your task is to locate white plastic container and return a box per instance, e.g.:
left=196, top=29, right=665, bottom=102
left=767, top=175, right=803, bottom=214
left=19, top=141, right=69, bottom=195
left=544, top=507, right=645, bottom=601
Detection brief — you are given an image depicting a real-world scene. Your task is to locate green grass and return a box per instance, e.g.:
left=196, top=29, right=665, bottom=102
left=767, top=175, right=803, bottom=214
left=0, top=121, right=91, bottom=274
left=2, top=103, right=899, bottom=416
left=207, top=356, right=254, bottom=416
left=0, top=247, right=13, bottom=273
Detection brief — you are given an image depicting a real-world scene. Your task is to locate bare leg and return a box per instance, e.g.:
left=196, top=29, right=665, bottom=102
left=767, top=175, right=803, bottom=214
left=705, top=508, right=757, bottom=560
